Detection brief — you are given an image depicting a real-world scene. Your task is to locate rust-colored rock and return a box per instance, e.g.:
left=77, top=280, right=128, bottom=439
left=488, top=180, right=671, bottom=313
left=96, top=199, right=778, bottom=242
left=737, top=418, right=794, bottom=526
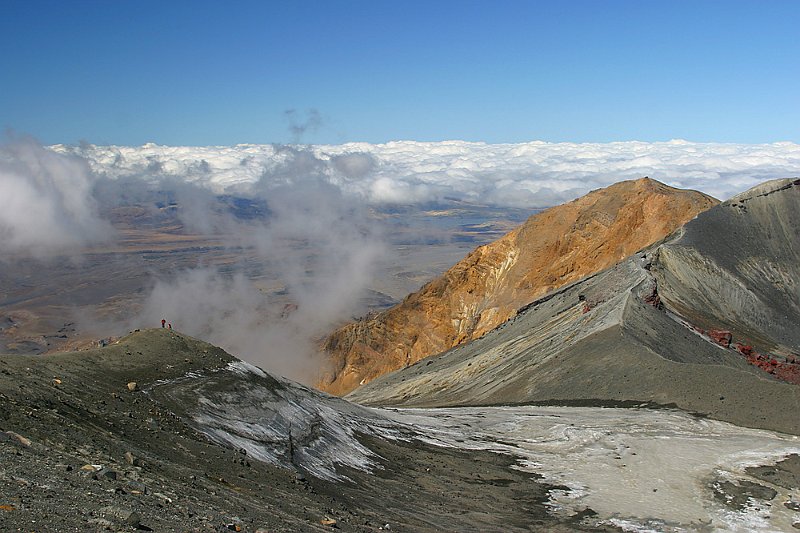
left=708, top=329, right=732, bottom=347
left=319, top=178, right=718, bottom=396
left=643, top=286, right=662, bottom=309
left=735, top=343, right=754, bottom=356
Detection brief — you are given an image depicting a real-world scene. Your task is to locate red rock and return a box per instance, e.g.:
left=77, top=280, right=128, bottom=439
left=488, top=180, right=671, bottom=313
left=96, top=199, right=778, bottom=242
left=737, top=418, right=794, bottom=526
left=643, top=287, right=662, bottom=308
left=708, top=329, right=732, bottom=347
left=734, top=343, right=753, bottom=356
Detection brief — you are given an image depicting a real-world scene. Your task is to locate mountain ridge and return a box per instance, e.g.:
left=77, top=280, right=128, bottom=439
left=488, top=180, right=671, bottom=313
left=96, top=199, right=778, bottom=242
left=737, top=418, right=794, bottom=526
left=346, top=179, right=800, bottom=435
left=320, top=177, right=718, bottom=395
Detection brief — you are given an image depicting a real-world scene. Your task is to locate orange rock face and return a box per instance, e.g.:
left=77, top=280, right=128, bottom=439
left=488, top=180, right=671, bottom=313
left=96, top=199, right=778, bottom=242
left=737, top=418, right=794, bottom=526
left=319, top=178, right=718, bottom=395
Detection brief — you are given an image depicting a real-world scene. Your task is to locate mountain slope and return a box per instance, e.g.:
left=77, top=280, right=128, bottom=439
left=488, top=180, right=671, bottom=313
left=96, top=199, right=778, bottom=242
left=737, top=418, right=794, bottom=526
left=321, top=177, right=717, bottom=395
left=0, top=329, right=599, bottom=532
left=653, top=178, right=800, bottom=361
left=346, top=179, right=800, bottom=435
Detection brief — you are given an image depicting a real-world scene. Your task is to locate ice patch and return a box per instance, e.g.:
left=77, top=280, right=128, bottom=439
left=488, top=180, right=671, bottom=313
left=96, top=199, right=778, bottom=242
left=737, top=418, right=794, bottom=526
left=151, top=365, right=410, bottom=482
left=148, top=365, right=800, bottom=527
left=378, top=406, right=800, bottom=532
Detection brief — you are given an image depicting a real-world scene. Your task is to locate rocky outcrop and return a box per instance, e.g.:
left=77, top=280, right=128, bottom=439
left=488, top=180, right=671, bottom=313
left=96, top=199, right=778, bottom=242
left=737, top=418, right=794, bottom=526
left=320, top=178, right=717, bottom=395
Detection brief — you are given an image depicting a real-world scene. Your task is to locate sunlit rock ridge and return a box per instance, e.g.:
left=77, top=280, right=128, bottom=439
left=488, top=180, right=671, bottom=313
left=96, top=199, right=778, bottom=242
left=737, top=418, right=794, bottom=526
left=52, top=140, right=800, bottom=207
left=320, top=178, right=717, bottom=395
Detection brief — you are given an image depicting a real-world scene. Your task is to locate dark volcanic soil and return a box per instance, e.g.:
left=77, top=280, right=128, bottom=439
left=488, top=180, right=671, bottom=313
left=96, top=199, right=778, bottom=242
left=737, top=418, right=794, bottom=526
left=0, top=329, right=614, bottom=532
left=747, top=454, right=800, bottom=494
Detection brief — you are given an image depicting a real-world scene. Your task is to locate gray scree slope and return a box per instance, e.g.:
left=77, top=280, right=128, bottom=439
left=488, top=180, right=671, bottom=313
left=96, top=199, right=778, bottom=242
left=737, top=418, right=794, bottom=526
left=653, top=178, right=800, bottom=353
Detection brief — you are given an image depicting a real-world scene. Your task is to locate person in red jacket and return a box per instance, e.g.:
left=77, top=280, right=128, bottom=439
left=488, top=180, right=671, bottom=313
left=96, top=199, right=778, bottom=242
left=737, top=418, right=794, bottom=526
left=161, top=319, right=166, bottom=328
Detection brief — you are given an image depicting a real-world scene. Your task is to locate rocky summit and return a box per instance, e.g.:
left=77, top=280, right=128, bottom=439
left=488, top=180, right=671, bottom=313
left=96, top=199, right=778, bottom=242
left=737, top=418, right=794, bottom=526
left=320, top=178, right=717, bottom=395
left=347, top=179, right=800, bottom=435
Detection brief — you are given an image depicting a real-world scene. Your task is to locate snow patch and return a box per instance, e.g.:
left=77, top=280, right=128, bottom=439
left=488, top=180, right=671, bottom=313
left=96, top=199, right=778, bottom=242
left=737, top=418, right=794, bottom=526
left=226, top=360, right=267, bottom=378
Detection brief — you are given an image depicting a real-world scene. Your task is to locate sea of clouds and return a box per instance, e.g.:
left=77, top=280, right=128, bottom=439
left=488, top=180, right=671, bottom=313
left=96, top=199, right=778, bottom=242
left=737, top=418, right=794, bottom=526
left=53, top=139, right=800, bottom=208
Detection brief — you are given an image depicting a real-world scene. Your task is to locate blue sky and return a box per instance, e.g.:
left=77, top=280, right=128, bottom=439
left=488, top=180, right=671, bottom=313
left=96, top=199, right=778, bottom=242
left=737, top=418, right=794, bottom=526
left=2, top=0, right=798, bottom=146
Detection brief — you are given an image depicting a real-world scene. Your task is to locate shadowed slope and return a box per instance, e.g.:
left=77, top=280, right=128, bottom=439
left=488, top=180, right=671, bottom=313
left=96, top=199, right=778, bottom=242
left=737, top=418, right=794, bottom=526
left=321, top=178, right=717, bottom=395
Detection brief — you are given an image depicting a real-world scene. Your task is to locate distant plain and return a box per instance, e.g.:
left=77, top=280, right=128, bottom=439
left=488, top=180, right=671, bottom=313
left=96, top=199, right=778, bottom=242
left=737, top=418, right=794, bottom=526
left=0, top=197, right=530, bottom=358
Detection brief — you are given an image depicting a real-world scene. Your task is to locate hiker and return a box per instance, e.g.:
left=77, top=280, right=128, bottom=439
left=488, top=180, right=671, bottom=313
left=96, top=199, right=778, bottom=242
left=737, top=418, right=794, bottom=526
left=161, top=319, right=166, bottom=328
left=168, top=323, right=172, bottom=330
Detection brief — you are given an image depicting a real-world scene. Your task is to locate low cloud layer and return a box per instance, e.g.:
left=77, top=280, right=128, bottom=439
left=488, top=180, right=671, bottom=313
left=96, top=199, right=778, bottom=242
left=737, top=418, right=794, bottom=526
left=2, top=138, right=388, bottom=383
left=54, top=139, right=800, bottom=207
left=130, top=171, right=386, bottom=382
left=75, top=146, right=385, bottom=383
left=0, top=139, right=113, bottom=257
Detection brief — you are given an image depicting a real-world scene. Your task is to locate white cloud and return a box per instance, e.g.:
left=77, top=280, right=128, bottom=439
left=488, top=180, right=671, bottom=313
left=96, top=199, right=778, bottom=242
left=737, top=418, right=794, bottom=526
left=128, top=181, right=386, bottom=384
left=0, top=139, right=113, bottom=258
left=88, top=167, right=387, bottom=384
left=52, top=139, right=800, bottom=207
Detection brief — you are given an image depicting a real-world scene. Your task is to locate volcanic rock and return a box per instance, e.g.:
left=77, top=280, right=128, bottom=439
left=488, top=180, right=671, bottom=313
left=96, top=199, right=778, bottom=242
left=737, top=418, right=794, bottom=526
left=708, top=330, right=732, bottom=347
left=347, top=179, right=800, bottom=435
left=0, top=329, right=582, bottom=532
left=321, top=177, right=717, bottom=395
left=0, top=431, right=31, bottom=448
left=101, top=505, right=141, bottom=527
